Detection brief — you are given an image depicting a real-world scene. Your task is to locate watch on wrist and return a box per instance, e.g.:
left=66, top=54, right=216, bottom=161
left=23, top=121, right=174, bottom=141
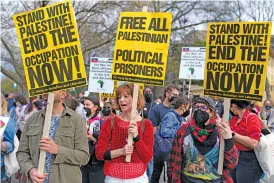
left=232, top=132, right=236, bottom=138
left=133, top=135, right=140, bottom=143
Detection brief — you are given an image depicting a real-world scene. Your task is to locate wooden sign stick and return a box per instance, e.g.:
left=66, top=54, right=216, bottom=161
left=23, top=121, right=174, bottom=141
left=125, top=5, right=148, bottom=163
left=125, top=83, right=139, bottom=162
left=38, top=92, right=55, bottom=174
left=188, top=75, right=192, bottom=98
left=217, top=98, right=230, bottom=174
left=99, top=93, right=102, bottom=105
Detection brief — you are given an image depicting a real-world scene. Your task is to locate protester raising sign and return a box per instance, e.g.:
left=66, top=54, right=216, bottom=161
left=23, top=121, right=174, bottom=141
left=204, top=22, right=272, bottom=101
left=111, top=12, right=172, bottom=86
left=13, top=2, right=87, bottom=96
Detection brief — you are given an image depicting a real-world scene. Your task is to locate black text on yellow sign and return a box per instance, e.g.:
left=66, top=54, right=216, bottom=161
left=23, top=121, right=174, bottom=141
left=13, top=2, right=87, bottom=97
left=112, top=12, right=172, bottom=86
left=203, top=22, right=272, bottom=101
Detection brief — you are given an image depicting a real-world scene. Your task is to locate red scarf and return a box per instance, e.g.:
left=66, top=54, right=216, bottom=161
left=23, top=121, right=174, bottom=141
left=190, top=118, right=216, bottom=143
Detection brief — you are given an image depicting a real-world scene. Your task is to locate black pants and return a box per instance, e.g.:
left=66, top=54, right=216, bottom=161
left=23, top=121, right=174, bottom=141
left=151, top=156, right=165, bottom=183
left=81, top=164, right=105, bottom=183
left=230, top=151, right=263, bottom=183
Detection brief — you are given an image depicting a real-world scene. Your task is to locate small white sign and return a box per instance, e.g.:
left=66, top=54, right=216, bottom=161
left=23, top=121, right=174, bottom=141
left=179, top=47, right=206, bottom=80
left=88, top=57, right=114, bottom=93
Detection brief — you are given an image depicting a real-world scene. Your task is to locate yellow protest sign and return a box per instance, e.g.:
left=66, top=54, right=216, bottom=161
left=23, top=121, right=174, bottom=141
left=13, top=2, right=87, bottom=97
left=203, top=22, right=272, bottom=101
left=111, top=12, right=172, bottom=86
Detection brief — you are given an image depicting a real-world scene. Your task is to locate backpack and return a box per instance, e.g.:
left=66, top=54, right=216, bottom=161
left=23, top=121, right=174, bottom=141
left=153, top=129, right=174, bottom=161
left=248, top=113, right=274, bottom=178
left=153, top=116, right=190, bottom=161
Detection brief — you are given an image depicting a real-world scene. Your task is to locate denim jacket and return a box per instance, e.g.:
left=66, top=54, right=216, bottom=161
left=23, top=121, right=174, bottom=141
left=159, top=110, right=185, bottom=138
left=1, top=113, right=16, bottom=180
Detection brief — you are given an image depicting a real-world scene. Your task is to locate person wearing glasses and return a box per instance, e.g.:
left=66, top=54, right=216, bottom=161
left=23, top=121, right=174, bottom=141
left=168, top=97, right=238, bottom=183
left=149, top=84, right=180, bottom=183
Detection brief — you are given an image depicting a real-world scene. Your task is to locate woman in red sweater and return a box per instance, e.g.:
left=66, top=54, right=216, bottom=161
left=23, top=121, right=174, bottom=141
left=96, top=83, right=154, bottom=183
left=229, top=100, right=263, bottom=183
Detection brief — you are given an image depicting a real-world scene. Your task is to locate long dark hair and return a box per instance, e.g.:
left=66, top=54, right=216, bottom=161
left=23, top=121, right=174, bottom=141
left=85, top=96, right=101, bottom=119
left=170, top=96, right=190, bottom=109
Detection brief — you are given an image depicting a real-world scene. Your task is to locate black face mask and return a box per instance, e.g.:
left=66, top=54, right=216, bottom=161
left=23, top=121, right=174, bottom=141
left=83, top=107, right=91, bottom=117
left=102, top=108, right=111, bottom=116
left=194, top=109, right=209, bottom=125
left=265, top=106, right=272, bottom=110
left=181, top=109, right=190, bottom=117
left=229, top=110, right=237, bottom=117
left=144, top=93, right=153, bottom=102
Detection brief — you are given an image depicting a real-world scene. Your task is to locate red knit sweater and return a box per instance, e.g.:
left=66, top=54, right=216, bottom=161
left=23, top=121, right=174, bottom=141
left=95, top=116, right=154, bottom=179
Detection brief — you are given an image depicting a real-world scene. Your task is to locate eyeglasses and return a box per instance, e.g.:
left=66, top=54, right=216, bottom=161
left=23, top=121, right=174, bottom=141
left=193, top=105, right=209, bottom=111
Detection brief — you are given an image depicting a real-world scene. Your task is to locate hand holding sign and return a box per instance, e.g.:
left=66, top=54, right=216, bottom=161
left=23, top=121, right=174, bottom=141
left=29, top=168, right=47, bottom=183
left=215, top=114, right=233, bottom=139
left=128, top=121, right=138, bottom=138
left=218, top=122, right=233, bottom=140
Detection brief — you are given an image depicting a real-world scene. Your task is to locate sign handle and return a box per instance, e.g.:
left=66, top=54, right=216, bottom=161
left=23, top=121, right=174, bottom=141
left=38, top=92, right=55, bottom=174
left=125, top=5, right=148, bottom=163
left=217, top=98, right=230, bottom=174
left=188, top=75, right=192, bottom=98
left=125, top=83, right=139, bottom=162
left=99, top=93, right=102, bottom=105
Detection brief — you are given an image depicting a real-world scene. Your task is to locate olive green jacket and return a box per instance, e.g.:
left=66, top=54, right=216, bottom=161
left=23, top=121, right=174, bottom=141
left=16, top=105, right=89, bottom=183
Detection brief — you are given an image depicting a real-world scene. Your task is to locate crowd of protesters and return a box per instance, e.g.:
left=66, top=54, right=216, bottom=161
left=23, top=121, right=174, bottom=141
left=1, top=83, right=273, bottom=183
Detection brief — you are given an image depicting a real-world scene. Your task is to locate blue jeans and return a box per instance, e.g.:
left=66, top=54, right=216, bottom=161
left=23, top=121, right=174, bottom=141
left=147, top=158, right=153, bottom=180
left=230, top=151, right=263, bottom=183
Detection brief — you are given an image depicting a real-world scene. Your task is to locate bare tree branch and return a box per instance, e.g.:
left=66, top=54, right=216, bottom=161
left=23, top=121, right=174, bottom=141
left=1, top=37, right=24, bottom=80
left=0, top=66, right=23, bottom=88
left=20, top=0, right=31, bottom=11
left=82, top=35, right=115, bottom=55
left=171, top=20, right=208, bottom=32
